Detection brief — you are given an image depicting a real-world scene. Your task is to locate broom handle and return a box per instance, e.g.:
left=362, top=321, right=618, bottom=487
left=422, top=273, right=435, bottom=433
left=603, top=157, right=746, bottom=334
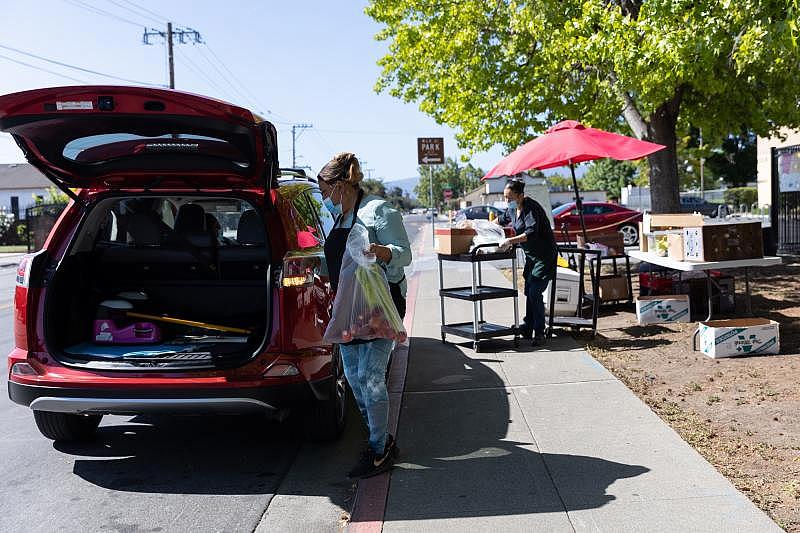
left=126, top=312, right=252, bottom=335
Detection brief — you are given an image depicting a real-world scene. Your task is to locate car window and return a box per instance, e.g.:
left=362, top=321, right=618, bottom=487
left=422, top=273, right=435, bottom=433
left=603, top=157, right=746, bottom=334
left=593, top=205, right=615, bottom=214
left=308, top=189, right=334, bottom=238
left=289, top=192, right=322, bottom=249
left=552, top=204, right=573, bottom=216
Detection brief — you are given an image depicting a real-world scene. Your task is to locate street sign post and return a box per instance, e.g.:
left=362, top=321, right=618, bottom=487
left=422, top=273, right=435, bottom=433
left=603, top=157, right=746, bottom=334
left=418, top=137, right=444, bottom=247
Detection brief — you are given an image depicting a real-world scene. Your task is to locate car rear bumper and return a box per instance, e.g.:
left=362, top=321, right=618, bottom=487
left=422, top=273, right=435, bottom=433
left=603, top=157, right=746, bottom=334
left=8, top=378, right=331, bottom=417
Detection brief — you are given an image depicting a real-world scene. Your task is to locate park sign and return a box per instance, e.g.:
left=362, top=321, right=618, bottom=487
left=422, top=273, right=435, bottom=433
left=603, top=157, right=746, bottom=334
left=417, top=137, right=444, bottom=165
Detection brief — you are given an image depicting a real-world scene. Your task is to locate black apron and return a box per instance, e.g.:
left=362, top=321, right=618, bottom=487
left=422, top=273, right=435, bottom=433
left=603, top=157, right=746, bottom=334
left=324, top=191, right=363, bottom=293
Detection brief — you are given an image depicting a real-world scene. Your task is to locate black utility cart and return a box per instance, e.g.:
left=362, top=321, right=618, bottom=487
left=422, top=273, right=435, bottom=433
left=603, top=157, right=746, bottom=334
left=438, top=244, right=520, bottom=352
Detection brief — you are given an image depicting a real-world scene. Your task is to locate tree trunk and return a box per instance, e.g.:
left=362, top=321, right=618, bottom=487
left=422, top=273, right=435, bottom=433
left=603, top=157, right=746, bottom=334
left=647, top=94, right=682, bottom=213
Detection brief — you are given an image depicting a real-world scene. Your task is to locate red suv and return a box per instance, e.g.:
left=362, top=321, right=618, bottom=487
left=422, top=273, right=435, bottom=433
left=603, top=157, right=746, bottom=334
left=2, top=86, right=347, bottom=442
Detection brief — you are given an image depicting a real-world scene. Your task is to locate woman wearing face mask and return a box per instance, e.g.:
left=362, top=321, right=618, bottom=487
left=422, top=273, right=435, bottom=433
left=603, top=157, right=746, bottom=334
left=497, top=179, right=557, bottom=346
left=318, top=152, right=412, bottom=479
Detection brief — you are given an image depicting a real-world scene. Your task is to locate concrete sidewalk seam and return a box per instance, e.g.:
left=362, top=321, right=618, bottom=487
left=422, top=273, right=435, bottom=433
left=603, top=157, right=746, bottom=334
left=403, top=378, right=617, bottom=395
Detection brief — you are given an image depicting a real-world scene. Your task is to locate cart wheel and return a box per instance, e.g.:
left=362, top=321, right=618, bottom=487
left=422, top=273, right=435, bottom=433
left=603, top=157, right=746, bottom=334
left=513, top=337, right=519, bottom=348
left=473, top=342, right=481, bottom=353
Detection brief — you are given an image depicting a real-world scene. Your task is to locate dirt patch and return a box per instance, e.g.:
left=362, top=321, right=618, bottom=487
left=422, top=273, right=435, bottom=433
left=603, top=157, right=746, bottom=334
left=504, top=260, right=800, bottom=531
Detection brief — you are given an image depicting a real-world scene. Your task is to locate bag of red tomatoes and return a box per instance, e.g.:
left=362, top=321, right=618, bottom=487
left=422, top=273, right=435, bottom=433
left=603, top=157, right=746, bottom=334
left=323, top=225, right=407, bottom=344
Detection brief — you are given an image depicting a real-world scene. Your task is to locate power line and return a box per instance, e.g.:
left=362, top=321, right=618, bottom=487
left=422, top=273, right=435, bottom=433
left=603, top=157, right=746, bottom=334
left=118, top=0, right=170, bottom=24
left=104, top=0, right=164, bottom=25
left=193, top=45, right=255, bottom=108
left=174, top=47, right=237, bottom=101
left=0, top=53, right=88, bottom=83
left=0, top=43, right=160, bottom=86
left=61, top=0, right=147, bottom=27
left=200, top=43, right=293, bottom=124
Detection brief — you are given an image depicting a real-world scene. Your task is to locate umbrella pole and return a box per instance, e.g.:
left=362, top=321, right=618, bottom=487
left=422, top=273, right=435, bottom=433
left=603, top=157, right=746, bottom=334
left=570, top=162, right=588, bottom=242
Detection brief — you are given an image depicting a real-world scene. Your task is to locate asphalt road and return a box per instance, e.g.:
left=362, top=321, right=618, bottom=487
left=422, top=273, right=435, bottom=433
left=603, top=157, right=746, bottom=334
left=0, top=216, right=426, bottom=533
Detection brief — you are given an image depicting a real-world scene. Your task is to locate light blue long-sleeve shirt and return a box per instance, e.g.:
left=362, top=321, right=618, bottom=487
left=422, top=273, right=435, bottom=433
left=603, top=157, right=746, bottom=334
left=335, top=195, right=412, bottom=295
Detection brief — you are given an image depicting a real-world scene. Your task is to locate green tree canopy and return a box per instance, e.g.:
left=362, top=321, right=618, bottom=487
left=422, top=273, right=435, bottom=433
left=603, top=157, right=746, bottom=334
left=582, top=159, right=638, bottom=200
left=367, top=0, right=800, bottom=213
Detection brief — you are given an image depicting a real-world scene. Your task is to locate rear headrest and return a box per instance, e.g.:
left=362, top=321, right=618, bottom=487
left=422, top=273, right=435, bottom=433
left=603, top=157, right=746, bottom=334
left=237, top=210, right=265, bottom=245
left=127, top=212, right=160, bottom=246
left=174, top=204, right=205, bottom=234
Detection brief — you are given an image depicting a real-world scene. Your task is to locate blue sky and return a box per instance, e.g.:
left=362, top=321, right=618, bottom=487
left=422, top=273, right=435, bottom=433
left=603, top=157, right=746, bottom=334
left=0, top=0, right=507, bottom=182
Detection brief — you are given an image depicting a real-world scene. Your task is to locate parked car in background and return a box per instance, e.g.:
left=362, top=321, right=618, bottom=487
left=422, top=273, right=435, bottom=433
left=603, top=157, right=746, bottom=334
left=456, top=205, right=505, bottom=221
left=679, top=195, right=723, bottom=217
left=3, top=86, right=347, bottom=443
left=552, top=201, right=643, bottom=246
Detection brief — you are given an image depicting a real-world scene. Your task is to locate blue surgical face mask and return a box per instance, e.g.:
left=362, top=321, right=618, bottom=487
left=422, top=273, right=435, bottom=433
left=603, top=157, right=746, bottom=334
left=507, top=200, right=518, bottom=210
left=323, top=196, right=342, bottom=218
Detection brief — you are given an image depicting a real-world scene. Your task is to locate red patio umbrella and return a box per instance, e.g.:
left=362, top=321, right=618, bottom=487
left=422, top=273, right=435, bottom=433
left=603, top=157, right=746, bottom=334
left=483, top=120, right=665, bottom=242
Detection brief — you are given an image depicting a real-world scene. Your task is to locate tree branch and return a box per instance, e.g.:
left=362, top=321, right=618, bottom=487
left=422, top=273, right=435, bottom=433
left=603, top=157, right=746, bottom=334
left=608, top=71, right=649, bottom=139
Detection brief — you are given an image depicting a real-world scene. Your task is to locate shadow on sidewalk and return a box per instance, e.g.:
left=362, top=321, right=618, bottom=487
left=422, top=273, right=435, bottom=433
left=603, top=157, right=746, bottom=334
left=385, top=336, right=650, bottom=520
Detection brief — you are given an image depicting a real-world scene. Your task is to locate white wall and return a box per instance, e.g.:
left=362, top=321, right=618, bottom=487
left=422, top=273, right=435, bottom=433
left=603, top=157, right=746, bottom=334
left=757, top=129, right=800, bottom=207
left=0, top=188, right=50, bottom=218
left=550, top=190, right=607, bottom=207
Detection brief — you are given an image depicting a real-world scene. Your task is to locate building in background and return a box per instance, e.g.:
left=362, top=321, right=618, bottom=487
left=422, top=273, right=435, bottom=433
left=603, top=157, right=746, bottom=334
left=0, top=164, right=52, bottom=219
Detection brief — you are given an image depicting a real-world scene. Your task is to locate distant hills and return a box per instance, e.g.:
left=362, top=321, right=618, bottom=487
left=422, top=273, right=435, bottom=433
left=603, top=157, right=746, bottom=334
left=383, top=176, right=420, bottom=198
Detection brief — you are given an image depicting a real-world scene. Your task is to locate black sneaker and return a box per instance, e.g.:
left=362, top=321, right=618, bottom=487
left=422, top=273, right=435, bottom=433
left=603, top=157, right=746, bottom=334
left=348, top=435, right=397, bottom=480
left=532, top=333, right=546, bottom=347
left=518, top=326, right=533, bottom=340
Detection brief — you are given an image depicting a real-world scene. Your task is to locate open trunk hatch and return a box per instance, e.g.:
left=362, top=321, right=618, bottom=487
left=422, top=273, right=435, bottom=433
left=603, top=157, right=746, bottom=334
left=0, top=86, right=279, bottom=191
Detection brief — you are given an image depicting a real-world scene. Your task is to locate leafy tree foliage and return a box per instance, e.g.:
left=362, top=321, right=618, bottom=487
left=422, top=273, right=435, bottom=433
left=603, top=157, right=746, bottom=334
left=367, top=0, right=800, bottom=213
left=413, top=157, right=484, bottom=208
left=582, top=159, right=638, bottom=200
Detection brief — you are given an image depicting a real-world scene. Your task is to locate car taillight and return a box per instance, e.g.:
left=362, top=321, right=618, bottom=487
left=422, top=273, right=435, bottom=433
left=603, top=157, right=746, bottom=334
left=281, top=255, right=320, bottom=288
left=16, top=255, right=31, bottom=288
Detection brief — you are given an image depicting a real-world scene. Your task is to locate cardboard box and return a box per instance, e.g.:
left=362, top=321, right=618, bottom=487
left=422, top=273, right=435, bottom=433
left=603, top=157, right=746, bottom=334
left=434, top=228, right=476, bottom=255
left=636, top=295, right=691, bottom=325
left=683, top=221, right=764, bottom=262
left=667, top=233, right=685, bottom=260
left=577, top=232, right=626, bottom=256
left=643, top=213, right=704, bottom=234
left=599, top=276, right=630, bottom=301
left=698, top=318, right=780, bottom=358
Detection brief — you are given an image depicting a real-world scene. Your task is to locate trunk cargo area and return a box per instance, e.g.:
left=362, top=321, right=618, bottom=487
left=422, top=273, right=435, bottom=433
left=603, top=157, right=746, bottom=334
left=45, top=194, right=270, bottom=369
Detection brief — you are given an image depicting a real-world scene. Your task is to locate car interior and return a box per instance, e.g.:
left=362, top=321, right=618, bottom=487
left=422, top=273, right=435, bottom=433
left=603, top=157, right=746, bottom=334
left=44, top=195, right=271, bottom=369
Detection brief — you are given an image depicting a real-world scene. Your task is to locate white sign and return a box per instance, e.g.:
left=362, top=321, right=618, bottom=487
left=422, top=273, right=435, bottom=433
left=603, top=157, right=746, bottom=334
left=56, top=101, right=94, bottom=111
left=778, top=151, right=800, bottom=193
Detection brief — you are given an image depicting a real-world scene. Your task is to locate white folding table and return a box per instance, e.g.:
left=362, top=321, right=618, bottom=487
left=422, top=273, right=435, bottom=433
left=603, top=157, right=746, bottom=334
left=627, top=251, right=782, bottom=320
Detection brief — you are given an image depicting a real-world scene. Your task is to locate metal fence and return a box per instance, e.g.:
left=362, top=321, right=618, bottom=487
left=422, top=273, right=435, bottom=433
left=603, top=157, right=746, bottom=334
left=25, top=203, right=67, bottom=252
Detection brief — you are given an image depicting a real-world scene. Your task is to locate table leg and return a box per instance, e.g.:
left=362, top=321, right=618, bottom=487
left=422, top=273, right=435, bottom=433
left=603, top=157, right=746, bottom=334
left=745, top=267, right=753, bottom=316
left=705, top=271, right=714, bottom=322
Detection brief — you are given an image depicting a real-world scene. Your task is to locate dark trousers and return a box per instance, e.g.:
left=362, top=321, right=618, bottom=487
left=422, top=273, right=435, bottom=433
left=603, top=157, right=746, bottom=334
left=523, top=276, right=550, bottom=336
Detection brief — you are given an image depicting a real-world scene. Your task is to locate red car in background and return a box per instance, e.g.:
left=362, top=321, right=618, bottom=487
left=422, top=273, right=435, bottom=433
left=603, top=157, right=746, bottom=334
left=552, top=201, right=642, bottom=245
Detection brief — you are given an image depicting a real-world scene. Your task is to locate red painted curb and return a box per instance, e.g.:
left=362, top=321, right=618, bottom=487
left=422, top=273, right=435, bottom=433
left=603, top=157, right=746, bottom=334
left=348, top=232, right=423, bottom=533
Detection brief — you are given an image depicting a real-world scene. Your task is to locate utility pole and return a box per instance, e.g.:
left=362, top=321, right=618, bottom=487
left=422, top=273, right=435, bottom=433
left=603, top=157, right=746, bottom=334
left=291, top=123, right=313, bottom=168
left=143, top=24, right=203, bottom=89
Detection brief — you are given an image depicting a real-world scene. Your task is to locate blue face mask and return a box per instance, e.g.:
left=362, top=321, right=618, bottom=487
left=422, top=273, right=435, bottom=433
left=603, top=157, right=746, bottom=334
left=507, top=200, right=518, bottom=210
left=323, top=196, right=342, bottom=218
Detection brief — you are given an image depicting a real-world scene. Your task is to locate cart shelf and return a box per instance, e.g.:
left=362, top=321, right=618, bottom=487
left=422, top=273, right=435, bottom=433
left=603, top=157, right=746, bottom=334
left=438, top=243, right=520, bottom=352
left=441, top=321, right=518, bottom=340
left=440, top=286, right=518, bottom=302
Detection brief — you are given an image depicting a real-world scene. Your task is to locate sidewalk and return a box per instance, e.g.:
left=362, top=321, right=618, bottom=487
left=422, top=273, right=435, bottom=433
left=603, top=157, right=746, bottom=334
left=350, top=236, right=780, bottom=532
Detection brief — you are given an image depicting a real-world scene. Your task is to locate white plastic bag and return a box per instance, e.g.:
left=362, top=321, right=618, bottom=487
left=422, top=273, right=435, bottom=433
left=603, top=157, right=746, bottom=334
left=323, top=225, right=407, bottom=344
left=470, top=219, right=506, bottom=252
